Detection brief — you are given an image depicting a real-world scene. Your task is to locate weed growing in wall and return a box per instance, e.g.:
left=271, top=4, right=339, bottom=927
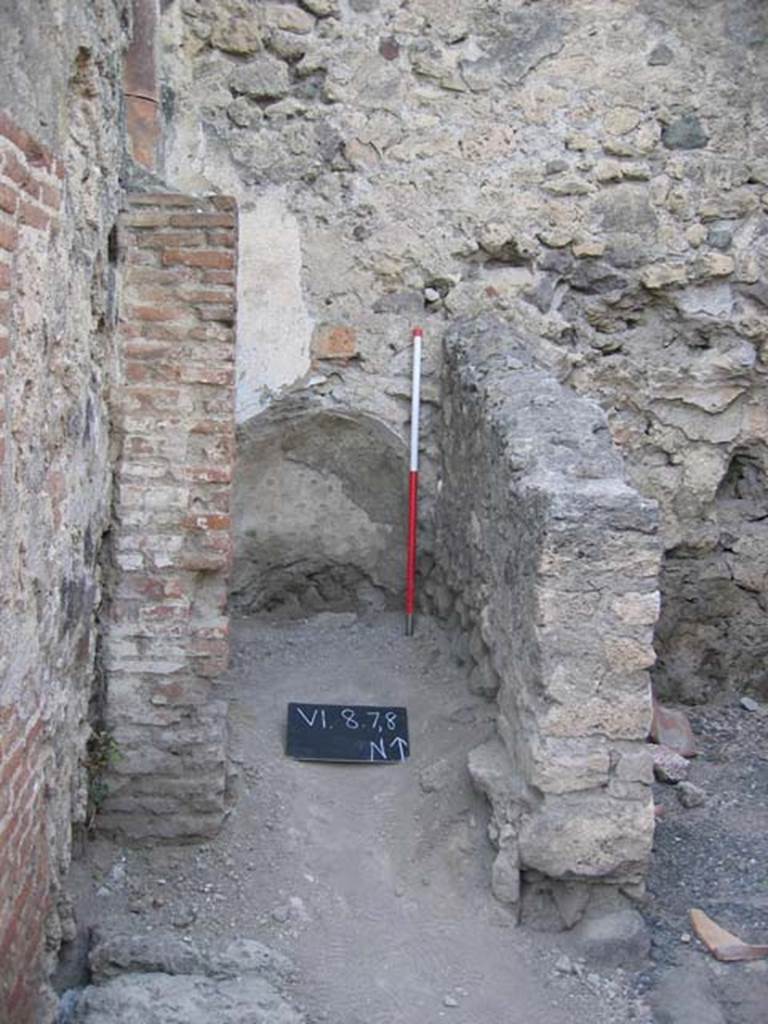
left=84, top=728, right=122, bottom=832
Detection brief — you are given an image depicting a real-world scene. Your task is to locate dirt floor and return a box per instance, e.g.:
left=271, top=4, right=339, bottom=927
left=642, top=700, right=768, bottom=1023
left=59, top=613, right=768, bottom=1023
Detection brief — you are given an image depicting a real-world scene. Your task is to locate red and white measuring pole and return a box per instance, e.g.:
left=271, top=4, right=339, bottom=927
left=405, top=326, right=423, bottom=636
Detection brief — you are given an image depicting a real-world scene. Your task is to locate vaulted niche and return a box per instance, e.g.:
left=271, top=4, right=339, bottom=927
left=232, top=404, right=407, bottom=617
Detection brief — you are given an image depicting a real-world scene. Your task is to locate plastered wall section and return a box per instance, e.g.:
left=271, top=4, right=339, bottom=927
left=101, top=192, right=237, bottom=841
left=236, top=194, right=312, bottom=422
left=434, top=317, right=660, bottom=895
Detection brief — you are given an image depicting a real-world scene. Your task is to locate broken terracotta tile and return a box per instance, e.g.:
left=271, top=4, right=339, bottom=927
left=650, top=700, right=697, bottom=757
left=690, top=908, right=768, bottom=963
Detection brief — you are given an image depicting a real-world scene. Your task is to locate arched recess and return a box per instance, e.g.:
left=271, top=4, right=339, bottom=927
left=232, top=402, right=408, bottom=617
left=654, top=444, right=768, bottom=702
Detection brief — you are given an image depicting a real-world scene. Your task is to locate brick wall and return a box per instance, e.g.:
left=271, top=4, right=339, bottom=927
left=0, top=710, right=49, bottom=1023
left=0, top=110, right=63, bottom=467
left=0, top=113, right=65, bottom=1024
left=101, top=193, right=237, bottom=840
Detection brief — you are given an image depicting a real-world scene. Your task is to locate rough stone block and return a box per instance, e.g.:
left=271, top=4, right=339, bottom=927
left=612, top=591, right=661, bottom=626
left=527, top=735, right=611, bottom=794
left=518, top=794, right=654, bottom=881
left=614, top=748, right=654, bottom=785
left=491, top=844, right=520, bottom=904
left=541, top=694, right=652, bottom=741
left=573, top=908, right=651, bottom=967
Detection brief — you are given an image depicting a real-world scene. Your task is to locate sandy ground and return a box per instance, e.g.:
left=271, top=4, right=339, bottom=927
left=62, top=613, right=651, bottom=1023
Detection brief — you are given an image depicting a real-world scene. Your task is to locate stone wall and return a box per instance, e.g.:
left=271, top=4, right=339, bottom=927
left=159, top=0, right=768, bottom=702
left=100, top=191, right=238, bottom=841
left=0, top=3, right=128, bottom=1019
left=433, top=316, right=660, bottom=903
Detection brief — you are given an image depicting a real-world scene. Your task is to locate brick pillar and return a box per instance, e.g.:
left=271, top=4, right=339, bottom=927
left=102, top=192, right=237, bottom=840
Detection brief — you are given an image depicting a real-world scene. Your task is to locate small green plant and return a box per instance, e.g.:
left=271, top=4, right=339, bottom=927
left=84, top=727, right=122, bottom=832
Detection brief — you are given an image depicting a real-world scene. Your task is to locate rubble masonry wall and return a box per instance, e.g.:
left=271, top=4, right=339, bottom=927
left=0, top=2, right=128, bottom=1018
left=435, top=316, right=661, bottom=897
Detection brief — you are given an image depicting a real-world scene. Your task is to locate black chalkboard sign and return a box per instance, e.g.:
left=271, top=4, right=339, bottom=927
left=286, top=703, right=410, bottom=763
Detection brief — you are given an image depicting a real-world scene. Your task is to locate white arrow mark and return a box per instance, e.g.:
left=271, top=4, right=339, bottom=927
left=389, top=737, right=408, bottom=761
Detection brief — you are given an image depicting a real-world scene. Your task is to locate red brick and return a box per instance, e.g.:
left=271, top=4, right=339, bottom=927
left=312, top=324, right=358, bottom=360
left=0, top=111, right=31, bottom=154
left=189, top=325, right=235, bottom=343
left=10, top=770, right=43, bottom=821
left=0, top=744, right=24, bottom=789
left=121, top=323, right=188, bottom=343
left=189, top=418, right=231, bottom=435
left=206, top=230, right=236, bottom=247
left=183, top=513, right=231, bottom=532
left=178, top=552, right=230, bottom=571
left=0, top=111, right=55, bottom=172
left=140, top=604, right=189, bottom=622
left=123, top=247, right=159, bottom=268
left=124, top=266, right=187, bottom=286
left=136, top=230, right=206, bottom=250
left=0, top=182, right=17, bottom=215
left=0, top=910, right=21, bottom=969
left=197, top=305, right=235, bottom=324
left=121, top=210, right=171, bottom=228
left=127, top=193, right=200, bottom=208
left=24, top=716, right=44, bottom=748
left=122, top=339, right=176, bottom=360
left=124, top=385, right=181, bottom=407
left=40, top=182, right=61, bottom=210
left=130, top=575, right=187, bottom=599
left=182, top=288, right=231, bottom=304
left=18, top=200, right=49, bottom=231
left=127, top=304, right=188, bottom=322
left=0, top=863, right=42, bottom=962
left=201, top=395, right=234, bottom=416
left=3, top=152, right=40, bottom=199
left=0, top=220, right=18, bottom=252
left=203, top=269, right=236, bottom=285
left=169, top=212, right=235, bottom=229
left=180, top=365, right=234, bottom=386
left=125, top=361, right=179, bottom=384
left=190, top=432, right=235, bottom=459
left=6, top=977, right=32, bottom=1020
left=161, top=249, right=234, bottom=269
left=186, top=466, right=232, bottom=483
